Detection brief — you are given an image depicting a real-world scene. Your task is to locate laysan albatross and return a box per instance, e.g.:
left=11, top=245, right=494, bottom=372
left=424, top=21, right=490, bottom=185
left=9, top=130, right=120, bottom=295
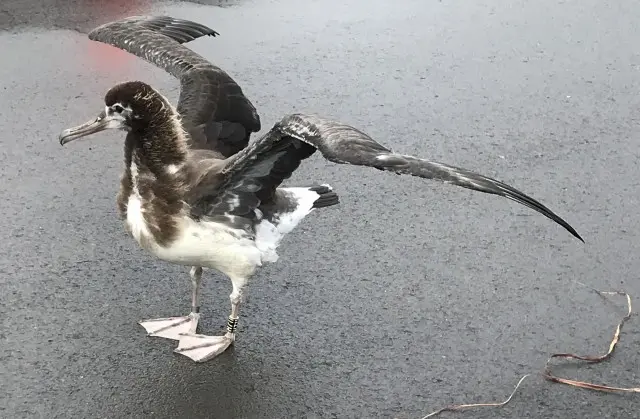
left=59, top=15, right=583, bottom=362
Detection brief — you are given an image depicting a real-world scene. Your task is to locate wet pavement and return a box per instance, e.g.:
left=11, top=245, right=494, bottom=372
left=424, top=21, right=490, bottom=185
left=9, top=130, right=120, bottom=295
left=1, top=0, right=640, bottom=418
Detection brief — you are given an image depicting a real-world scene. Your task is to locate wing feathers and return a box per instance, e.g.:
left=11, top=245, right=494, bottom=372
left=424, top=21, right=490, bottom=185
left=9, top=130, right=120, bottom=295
left=190, top=112, right=582, bottom=242
left=87, top=16, right=261, bottom=155
left=88, top=16, right=216, bottom=80
left=189, top=135, right=314, bottom=224
left=273, top=114, right=584, bottom=242
left=122, top=15, right=218, bottom=41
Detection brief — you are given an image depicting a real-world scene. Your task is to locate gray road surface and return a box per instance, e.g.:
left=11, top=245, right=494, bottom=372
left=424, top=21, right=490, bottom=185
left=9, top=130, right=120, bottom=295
left=1, top=0, right=639, bottom=418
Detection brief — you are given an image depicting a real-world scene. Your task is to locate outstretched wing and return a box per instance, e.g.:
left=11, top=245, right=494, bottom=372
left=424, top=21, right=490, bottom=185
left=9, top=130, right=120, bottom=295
left=88, top=15, right=261, bottom=157
left=187, top=127, right=317, bottom=232
left=188, top=113, right=584, bottom=242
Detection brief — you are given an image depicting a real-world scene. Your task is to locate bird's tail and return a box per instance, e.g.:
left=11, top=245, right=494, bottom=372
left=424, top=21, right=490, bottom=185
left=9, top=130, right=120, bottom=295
left=308, top=184, right=340, bottom=208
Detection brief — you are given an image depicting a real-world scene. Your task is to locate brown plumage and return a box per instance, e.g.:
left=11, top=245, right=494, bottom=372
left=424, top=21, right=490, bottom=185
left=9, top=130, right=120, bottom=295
left=58, top=15, right=584, bottom=363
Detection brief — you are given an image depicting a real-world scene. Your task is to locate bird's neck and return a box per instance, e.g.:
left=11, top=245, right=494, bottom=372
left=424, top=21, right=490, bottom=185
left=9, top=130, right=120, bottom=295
left=126, top=112, right=190, bottom=176
left=118, top=116, right=191, bottom=220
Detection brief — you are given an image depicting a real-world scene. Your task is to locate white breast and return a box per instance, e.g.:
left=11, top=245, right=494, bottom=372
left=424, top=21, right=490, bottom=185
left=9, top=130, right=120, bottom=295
left=126, top=193, right=152, bottom=244
left=125, top=162, right=153, bottom=246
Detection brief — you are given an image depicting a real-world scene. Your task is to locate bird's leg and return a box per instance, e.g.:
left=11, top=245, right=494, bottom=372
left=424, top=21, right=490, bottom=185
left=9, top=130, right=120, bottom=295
left=138, top=266, right=203, bottom=340
left=174, top=275, right=247, bottom=363
left=188, top=266, right=203, bottom=332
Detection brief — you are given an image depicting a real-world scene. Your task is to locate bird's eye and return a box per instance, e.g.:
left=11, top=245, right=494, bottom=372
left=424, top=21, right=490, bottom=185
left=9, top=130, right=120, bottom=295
left=113, top=104, right=124, bottom=113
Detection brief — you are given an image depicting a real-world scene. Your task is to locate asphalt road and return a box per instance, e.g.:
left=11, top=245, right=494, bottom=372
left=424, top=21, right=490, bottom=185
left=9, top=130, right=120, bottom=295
left=1, top=0, right=639, bottom=418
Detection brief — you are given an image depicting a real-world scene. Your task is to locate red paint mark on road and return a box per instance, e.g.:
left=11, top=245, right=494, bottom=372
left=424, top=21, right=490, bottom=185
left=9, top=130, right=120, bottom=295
left=78, top=0, right=153, bottom=74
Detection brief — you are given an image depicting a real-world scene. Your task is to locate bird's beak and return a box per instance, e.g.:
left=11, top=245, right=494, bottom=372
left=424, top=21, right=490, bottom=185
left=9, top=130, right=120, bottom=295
left=59, top=110, right=109, bottom=146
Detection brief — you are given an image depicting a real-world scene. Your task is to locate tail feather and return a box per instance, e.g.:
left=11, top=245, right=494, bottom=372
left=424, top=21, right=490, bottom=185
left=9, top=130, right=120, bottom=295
left=309, top=184, right=340, bottom=208
left=255, top=184, right=338, bottom=263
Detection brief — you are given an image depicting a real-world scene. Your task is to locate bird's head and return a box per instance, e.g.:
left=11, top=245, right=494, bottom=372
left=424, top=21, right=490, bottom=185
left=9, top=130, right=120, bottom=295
left=59, top=81, right=171, bottom=145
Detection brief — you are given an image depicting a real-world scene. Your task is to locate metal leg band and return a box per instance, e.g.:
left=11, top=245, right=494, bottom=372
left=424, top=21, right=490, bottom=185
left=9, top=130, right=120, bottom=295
left=227, top=316, right=238, bottom=333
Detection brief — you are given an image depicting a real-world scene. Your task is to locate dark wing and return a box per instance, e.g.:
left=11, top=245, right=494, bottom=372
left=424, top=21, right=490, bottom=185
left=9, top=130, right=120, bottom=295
left=88, top=15, right=261, bottom=157
left=187, top=126, right=316, bottom=233
left=189, top=113, right=583, bottom=242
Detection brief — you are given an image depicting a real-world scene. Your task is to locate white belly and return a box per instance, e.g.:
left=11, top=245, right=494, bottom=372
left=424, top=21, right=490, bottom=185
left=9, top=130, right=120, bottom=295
left=125, top=194, right=262, bottom=278
left=156, top=217, right=263, bottom=279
